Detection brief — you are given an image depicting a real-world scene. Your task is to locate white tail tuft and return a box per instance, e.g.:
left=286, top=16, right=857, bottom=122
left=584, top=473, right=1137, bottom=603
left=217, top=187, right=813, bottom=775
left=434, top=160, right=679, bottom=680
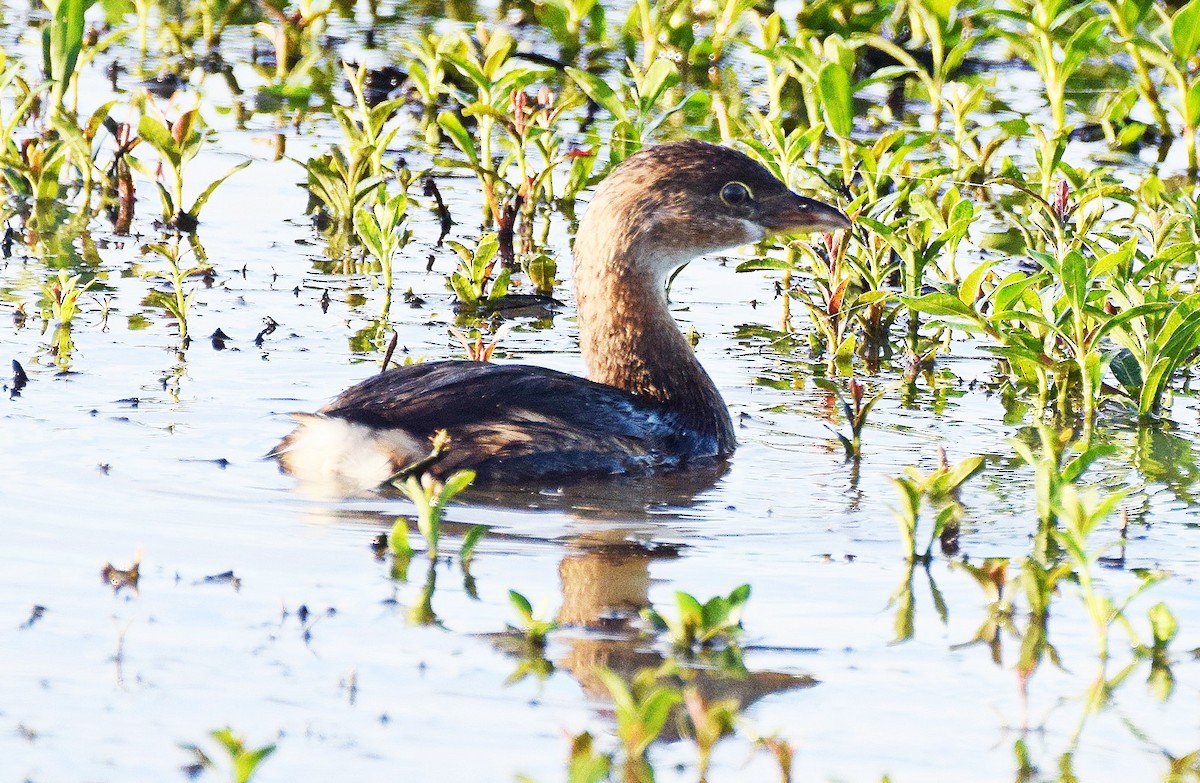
left=273, top=414, right=425, bottom=496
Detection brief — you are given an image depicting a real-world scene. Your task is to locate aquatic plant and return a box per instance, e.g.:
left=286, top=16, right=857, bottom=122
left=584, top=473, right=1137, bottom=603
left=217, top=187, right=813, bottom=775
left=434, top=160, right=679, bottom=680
left=642, top=584, right=750, bottom=652
left=890, top=448, right=985, bottom=563
left=447, top=233, right=509, bottom=309
left=1053, top=484, right=1169, bottom=666
left=533, top=0, right=606, bottom=56
left=994, top=0, right=1104, bottom=132
left=753, top=734, right=795, bottom=783
left=1140, top=0, right=1200, bottom=171
left=141, top=238, right=207, bottom=343
left=304, top=145, right=382, bottom=241
left=564, top=731, right=612, bottom=783
left=42, top=0, right=98, bottom=110
left=863, top=0, right=983, bottom=129
left=181, top=727, right=276, bottom=783
left=303, top=65, right=406, bottom=251
left=252, top=0, right=332, bottom=93
left=595, top=664, right=681, bottom=782
left=1011, top=426, right=1115, bottom=560
left=40, top=269, right=93, bottom=327
left=354, top=189, right=410, bottom=292
left=436, top=26, right=548, bottom=220
left=1107, top=279, right=1200, bottom=420
left=0, top=106, right=70, bottom=205
left=506, top=589, right=558, bottom=648
left=567, top=57, right=704, bottom=165
left=389, top=432, right=476, bottom=560
left=815, top=378, right=889, bottom=459
left=136, top=106, right=250, bottom=231
left=682, top=686, right=738, bottom=783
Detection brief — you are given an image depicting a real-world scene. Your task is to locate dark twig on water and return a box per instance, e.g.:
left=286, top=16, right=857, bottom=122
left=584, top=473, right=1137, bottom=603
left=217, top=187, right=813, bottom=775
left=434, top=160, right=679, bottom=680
left=255, top=317, right=278, bottom=347
left=423, top=176, right=453, bottom=246
left=497, top=195, right=521, bottom=267
left=380, top=331, right=399, bottom=373
left=12, top=359, right=28, bottom=395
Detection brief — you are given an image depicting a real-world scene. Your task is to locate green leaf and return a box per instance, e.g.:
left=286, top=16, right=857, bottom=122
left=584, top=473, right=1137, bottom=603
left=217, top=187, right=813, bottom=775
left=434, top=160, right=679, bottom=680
left=509, top=589, right=534, bottom=620
left=1061, top=17, right=1104, bottom=77
left=233, top=745, right=276, bottom=783
left=942, top=455, right=986, bottom=491
left=959, top=260, right=995, bottom=306
left=1109, top=348, right=1143, bottom=393
left=565, top=66, right=626, bottom=119
left=1171, top=0, right=1200, bottom=63
left=137, top=114, right=182, bottom=171
left=1139, top=359, right=1174, bottom=416
left=856, top=290, right=891, bottom=306
left=818, top=62, right=854, bottom=138
left=488, top=267, right=511, bottom=301
left=436, top=111, right=478, bottom=166
left=450, top=272, right=478, bottom=305
left=676, top=591, right=703, bottom=622
left=1148, top=602, right=1177, bottom=644
left=594, top=667, right=634, bottom=714
left=1060, top=249, right=1088, bottom=313
left=186, top=159, right=251, bottom=222
left=637, top=689, right=681, bottom=751
left=901, top=292, right=980, bottom=320
left=154, top=180, right=176, bottom=218
left=459, top=525, right=487, bottom=566
left=46, top=0, right=95, bottom=101
left=735, top=257, right=791, bottom=272
left=443, top=53, right=489, bottom=92
left=1061, top=444, right=1117, bottom=483
left=389, top=516, right=414, bottom=557
left=700, top=596, right=729, bottom=632
left=1120, top=0, right=1153, bottom=28
left=1187, top=81, right=1200, bottom=128
left=439, top=468, right=476, bottom=504
left=637, top=58, right=678, bottom=108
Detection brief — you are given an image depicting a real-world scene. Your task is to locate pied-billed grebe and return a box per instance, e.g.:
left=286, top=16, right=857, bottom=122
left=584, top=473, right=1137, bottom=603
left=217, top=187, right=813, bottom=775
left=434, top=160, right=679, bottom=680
left=273, top=141, right=850, bottom=489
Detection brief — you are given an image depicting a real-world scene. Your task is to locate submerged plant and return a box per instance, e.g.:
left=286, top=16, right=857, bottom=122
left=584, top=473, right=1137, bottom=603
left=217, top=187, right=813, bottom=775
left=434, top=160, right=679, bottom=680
left=994, top=0, right=1104, bottom=132
left=1141, top=0, right=1200, bottom=171
left=1010, top=426, right=1115, bottom=561
left=564, top=731, right=612, bottom=783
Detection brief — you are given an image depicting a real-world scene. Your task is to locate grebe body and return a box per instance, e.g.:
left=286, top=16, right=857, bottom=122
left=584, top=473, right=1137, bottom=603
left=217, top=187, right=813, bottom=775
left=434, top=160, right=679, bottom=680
left=273, top=141, right=850, bottom=490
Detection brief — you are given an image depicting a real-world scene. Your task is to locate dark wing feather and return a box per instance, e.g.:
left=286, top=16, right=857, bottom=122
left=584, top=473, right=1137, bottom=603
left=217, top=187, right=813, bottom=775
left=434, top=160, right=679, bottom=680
left=320, top=361, right=715, bottom=480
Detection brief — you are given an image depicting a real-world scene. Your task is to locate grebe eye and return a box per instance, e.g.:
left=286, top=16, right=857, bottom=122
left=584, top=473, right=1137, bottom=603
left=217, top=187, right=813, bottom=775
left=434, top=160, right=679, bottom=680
left=719, top=181, right=752, bottom=206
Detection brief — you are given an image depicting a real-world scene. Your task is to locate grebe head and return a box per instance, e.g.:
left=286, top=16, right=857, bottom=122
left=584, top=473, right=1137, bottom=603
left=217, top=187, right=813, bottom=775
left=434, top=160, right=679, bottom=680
left=575, top=140, right=851, bottom=284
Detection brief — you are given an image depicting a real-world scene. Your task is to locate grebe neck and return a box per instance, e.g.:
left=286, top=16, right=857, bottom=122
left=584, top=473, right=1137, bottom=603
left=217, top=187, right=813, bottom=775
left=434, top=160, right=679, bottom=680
left=574, top=233, right=736, bottom=451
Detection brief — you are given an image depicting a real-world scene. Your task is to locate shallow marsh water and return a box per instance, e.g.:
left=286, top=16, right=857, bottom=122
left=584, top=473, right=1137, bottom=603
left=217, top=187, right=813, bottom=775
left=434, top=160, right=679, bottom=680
left=3, top=7, right=1200, bottom=783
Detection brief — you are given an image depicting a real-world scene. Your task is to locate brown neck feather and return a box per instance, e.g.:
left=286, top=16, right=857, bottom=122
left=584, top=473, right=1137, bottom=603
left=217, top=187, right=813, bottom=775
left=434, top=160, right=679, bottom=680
left=574, top=229, right=736, bottom=453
